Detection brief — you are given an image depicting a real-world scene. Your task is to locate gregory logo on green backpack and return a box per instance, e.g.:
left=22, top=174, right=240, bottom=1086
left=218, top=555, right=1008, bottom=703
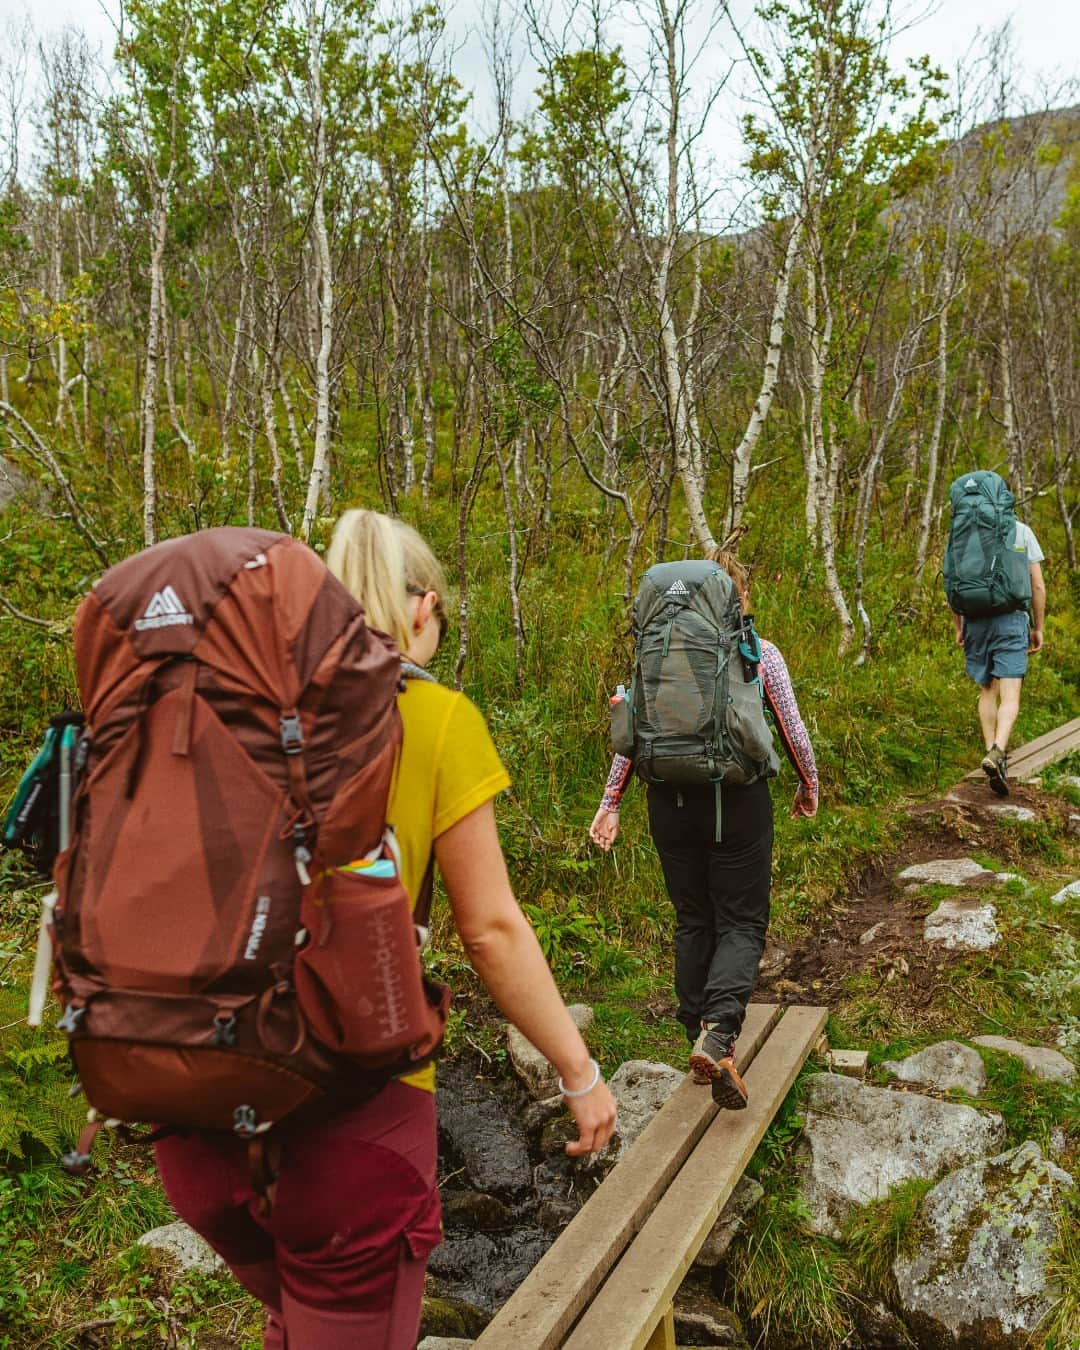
left=612, top=561, right=779, bottom=797
left=943, top=470, right=1032, bottom=618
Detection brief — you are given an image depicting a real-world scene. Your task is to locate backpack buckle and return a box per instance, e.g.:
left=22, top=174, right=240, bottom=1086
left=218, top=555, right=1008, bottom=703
left=279, top=714, right=304, bottom=755
left=233, top=1105, right=259, bottom=1138
left=212, top=1012, right=238, bottom=1047
left=57, top=1003, right=86, bottom=1034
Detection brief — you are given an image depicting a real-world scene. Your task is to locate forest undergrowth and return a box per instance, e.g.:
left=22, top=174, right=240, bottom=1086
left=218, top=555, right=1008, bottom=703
left=0, top=458, right=1077, bottom=1348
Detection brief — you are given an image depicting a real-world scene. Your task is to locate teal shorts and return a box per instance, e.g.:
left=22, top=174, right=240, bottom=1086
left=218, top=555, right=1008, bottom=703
left=962, top=610, right=1029, bottom=687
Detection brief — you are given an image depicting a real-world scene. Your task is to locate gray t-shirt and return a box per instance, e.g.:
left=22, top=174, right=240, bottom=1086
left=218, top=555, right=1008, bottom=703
left=1012, top=522, right=1044, bottom=563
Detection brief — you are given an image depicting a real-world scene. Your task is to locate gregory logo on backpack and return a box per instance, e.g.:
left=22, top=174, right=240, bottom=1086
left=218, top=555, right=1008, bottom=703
left=134, top=585, right=193, bottom=630
left=665, top=578, right=691, bottom=598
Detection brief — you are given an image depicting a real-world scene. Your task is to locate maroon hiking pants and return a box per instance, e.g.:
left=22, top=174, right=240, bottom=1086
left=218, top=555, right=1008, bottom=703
left=154, top=1080, right=441, bottom=1349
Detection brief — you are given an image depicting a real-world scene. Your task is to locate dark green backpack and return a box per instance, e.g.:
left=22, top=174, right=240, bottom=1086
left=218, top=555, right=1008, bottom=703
left=611, top=562, right=778, bottom=833
left=943, top=471, right=1031, bottom=618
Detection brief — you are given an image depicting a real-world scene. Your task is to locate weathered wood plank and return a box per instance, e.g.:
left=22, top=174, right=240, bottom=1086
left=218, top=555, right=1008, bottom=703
left=963, top=717, right=1080, bottom=780
left=563, top=1006, right=828, bottom=1350
left=474, top=1004, right=781, bottom=1350
left=643, top=1304, right=676, bottom=1350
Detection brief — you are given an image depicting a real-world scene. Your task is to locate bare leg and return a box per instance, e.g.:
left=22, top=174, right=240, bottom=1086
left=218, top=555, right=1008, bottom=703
left=978, top=681, right=999, bottom=750
left=993, top=677, right=1023, bottom=752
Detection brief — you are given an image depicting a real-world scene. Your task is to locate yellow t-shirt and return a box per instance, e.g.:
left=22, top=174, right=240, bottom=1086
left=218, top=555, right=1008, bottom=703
left=388, top=677, right=510, bottom=1091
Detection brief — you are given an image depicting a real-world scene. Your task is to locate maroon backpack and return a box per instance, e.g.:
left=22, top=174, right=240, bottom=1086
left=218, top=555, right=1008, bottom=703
left=49, top=527, right=448, bottom=1163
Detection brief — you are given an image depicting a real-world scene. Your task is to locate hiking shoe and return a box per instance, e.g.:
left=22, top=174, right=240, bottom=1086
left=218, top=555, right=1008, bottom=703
left=980, top=746, right=1009, bottom=797
left=689, top=1025, right=749, bottom=1110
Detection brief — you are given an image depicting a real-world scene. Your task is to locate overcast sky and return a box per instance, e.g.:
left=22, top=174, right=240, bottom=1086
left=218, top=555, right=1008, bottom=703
left=8, top=0, right=1078, bottom=192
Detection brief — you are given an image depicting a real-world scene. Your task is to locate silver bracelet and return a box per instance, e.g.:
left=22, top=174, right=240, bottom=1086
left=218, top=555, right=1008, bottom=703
left=559, top=1058, right=601, bottom=1099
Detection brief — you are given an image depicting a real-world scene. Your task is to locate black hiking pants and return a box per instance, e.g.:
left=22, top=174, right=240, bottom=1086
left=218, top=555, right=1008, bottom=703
left=646, top=777, right=773, bottom=1044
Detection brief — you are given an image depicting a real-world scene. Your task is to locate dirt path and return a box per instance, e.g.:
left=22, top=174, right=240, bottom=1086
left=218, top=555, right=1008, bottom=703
left=753, top=776, right=1079, bottom=1029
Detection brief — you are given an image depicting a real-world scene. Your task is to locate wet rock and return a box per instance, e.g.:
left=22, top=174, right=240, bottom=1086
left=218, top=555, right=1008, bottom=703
left=419, top=1296, right=489, bottom=1339
left=507, top=1004, right=594, bottom=1099
left=693, top=1176, right=764, bottom=1267
left=537, top=1197, right=580, bottom=1232
left=972, top=1035, right=1076, bottom=1083
left=437, top=1061, right=532, bottom=1198
left=893, top=1141, right=1072, bottom=1347
left=427, top=1229, right=553, bottom=1311
left=440, top=1190, right=515, bottom=1231
left=521, top=1094, right=564, bottom=1145
left=597, top=1059, right=684, bottom=1169
left=881, top=1041, right=986, bottom=1096
left=898, top=858, right=994, bottom=886
left=985, top=803, right=1037, bottom=823
left=673, top=1284, right=748, bottom=1346
left=540, top=1113, right=577, bottom=1158
left=135, top=1221, right=225, bottom=1275
left=924, top=898, right=999, bottom=951
left=798, top=1073, right=1006, bottom=1237
left=850, top=1299, right=915, bottom=1349
left=1050, top=878, right=1080, bottom=906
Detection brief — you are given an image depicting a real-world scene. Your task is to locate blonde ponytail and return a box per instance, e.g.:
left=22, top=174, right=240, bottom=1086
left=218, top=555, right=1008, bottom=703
left=325, top=508, right=448, bottom=651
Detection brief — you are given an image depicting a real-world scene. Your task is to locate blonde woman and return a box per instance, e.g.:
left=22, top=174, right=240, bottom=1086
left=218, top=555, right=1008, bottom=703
left=156, top=509, right=615, bottom=1350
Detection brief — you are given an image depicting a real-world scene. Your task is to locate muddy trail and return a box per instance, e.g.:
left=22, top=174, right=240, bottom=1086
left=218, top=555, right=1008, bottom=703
left=752, top=774, right=1079, bottom=1031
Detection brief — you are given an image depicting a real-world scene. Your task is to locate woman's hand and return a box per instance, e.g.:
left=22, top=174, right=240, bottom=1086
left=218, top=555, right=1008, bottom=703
left=791, top=782, right=818, bottom=819
left=561, top=1071, right=618, bottom=1157
left=589, top=807, right=620, bottom=851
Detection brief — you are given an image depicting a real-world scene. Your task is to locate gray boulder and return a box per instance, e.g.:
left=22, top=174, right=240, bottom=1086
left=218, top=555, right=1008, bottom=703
left=972, top=1035, right=1076, bottom=1083
left=798, top=1074, right=1006, bottom=1237
left=597, top=1059, right=684, bottom=1168
left=893, top=1141, right=1072, bottom=1346
left=507, top=1004, right=595, bottom=1099
left=924, top=899, right=1000, bottom=951
left=673, top=1284, right=748, bottom=1345
left=985, top=803, right=1038, bottom=823
left=1050, top=879, right=1080, bottom=906
left=136, top=1221, right=225, bottom=1275
left=881, top=1041, right=986, bottom=1096
left=693, top=1176, right=764, bottom=1267
left=899, top=858, right=994, bottom=886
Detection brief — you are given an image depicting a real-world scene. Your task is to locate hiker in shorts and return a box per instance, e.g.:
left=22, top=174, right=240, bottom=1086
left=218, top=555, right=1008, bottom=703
left=945, top=477, right=1046, bottom=797
left=155, top=510, right=616, bottom=1350
left=588, top=548, right=818, bottom=1110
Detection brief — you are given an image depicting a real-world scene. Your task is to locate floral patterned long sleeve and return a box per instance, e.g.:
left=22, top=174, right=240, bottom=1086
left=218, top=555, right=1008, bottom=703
left=597, top=637, right=818, bottom=813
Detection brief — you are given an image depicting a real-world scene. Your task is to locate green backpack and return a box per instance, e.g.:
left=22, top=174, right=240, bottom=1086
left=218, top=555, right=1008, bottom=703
left=610, top=561, right=779, bottom=836
left=943, top=471, right=1032, bottom=618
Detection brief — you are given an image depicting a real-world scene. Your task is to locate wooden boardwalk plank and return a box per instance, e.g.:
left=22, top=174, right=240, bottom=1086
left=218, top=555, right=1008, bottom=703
left=964, top=716, right=1080, bottom=781
left=474, top=1004, right=781, bottom=1350
left=563, top=1006, right=828, bottom=1350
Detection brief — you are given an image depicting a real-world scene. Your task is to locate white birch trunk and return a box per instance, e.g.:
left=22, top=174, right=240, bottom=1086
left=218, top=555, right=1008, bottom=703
left=730, top=216, right=803, bottom=529
left=141, top=185, right=168, bottom=547
left=300, top=3, right=334, bottom=543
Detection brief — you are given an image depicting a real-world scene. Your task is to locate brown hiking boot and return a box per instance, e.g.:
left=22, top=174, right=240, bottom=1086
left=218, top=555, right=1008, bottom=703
left=689, top=1025, right=749, bottom=1110
left=980, top=745, right=1009, bottom=797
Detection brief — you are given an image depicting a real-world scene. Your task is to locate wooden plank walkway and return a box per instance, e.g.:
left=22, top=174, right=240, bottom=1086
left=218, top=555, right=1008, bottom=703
left=563, top=1007, right=827, bottom=1350
left=475, top=1005, right=781, bottom=1350
left=963, top=715, right=1080, bottom=783
left=476, top=1004, right=826, bottom=1350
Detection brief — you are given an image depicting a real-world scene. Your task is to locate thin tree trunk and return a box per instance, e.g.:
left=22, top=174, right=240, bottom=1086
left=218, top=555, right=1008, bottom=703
left=730, top=216, right=803, bottom=529
left=300, top=4, right=334, bottom=543
left=916, top=297, right=950, bottom=578
left=141, top=185, right=169, bottom=547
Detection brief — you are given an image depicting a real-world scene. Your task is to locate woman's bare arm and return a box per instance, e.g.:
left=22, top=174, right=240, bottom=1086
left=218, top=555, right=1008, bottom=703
left=435, top=799, right=617, bottom=1155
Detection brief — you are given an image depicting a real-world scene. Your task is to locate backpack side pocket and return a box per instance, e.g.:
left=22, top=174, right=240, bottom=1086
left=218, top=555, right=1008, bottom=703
left=610, top=686, right=635, bottom=758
